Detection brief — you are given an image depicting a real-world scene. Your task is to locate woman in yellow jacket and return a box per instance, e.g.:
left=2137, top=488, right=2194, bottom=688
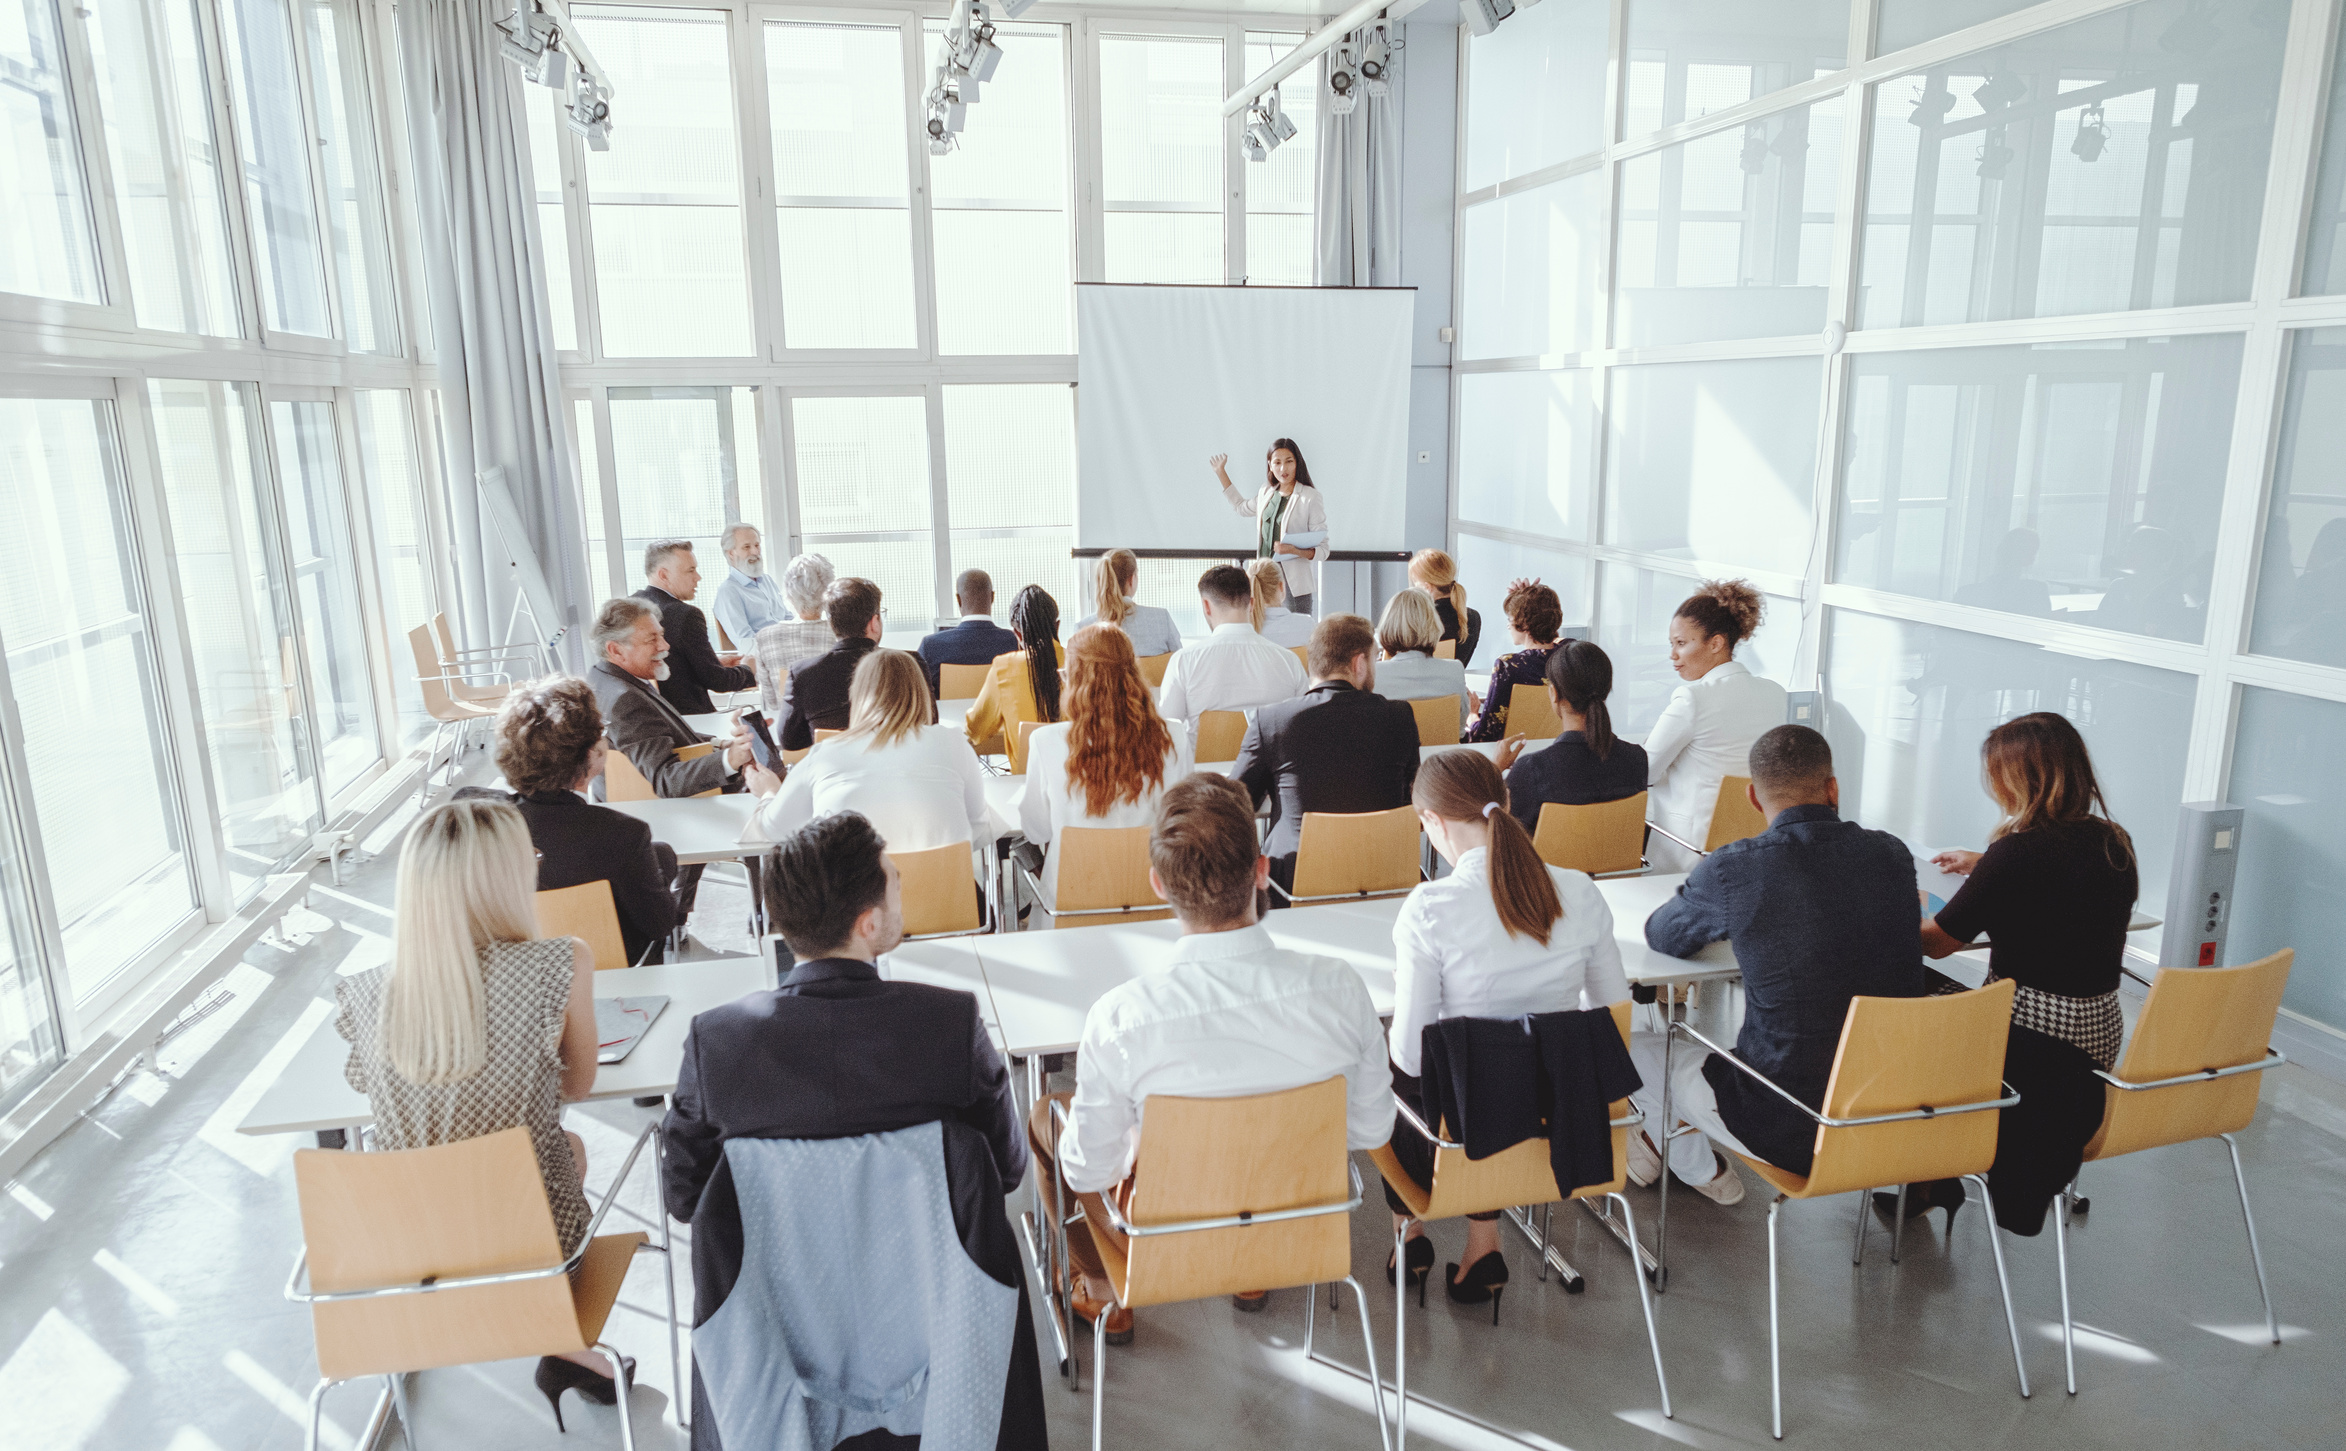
left=964, top=584, right=1065, bottom=771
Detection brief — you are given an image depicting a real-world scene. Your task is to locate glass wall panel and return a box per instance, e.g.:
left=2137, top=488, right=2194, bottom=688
left=1873, top=0, right=2041, bottom=59
left=1614, top=94, right=1842, bottom=348
left=1464, top=0, right=1607, bottom=190
left=2249, top=327, right=2346, bottom=666
left=2229, top=687, right=2346, bottom=1032
left=1458, top=169, right=1602, bottom=360
left=521, top=82, right=576, bottom=350
left=1605, top=355, right=1821, bottom=576
left=793, top=395, right=935, bottom=617
left=301, top=0, right=397, bottom=351
left=944, top=384, right=1073, bottom=615
left=1455, top=535, right=1594, bottom=651
left=149, top=379, right=322, bottom=901
left=574, top=4, right=752, bottom=357
left=220, top=0, right=332, bottom=334
left=269, top=400, right=380, bottom=796
left=1456, top=368, right=1595, bottom=540
left=1839, top=334, right=2241, bottom=646
left=1858, top=0, right=2284, bottom=331
left=929, top=21, right=1069, bottom=354
left=1621, top=0, right=1845, bottom=139
left=1821, top=606, right=2191, bottom=931
left=1598, top=562, right=1800, bottom=738
left=1242, top=32, right=1314, bottom=287
left=88, top=0, right=241, bottom=335
left=0, top=398, right=195, bottom=998
left=0, top=811, right=57, bottom=1114
left=353, top=390, right=435, bottom=746
left=1100, top=34, right=1223, bottom=284
left=2306, top=15, right=2346, bottom=297
left=607, top=386, right=762, bottom=595
left=0, top=0, right=102, bottom=302
left=767, top=20, right=915, bottom=350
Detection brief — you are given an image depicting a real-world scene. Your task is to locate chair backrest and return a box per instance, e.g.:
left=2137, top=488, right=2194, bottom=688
left=431, top=612, right=459, bottom=665
left=1533, top=793, right=1648, bottom=877
left=1135, top=652, right=1172, bottom=687
left=1407, top=694, right=1458, bottom=747
left=892, top=844, right=984, bottom=938
left=1507, top=683, right=1562, bottom=741
left=1290, top=806, right=1420, bottom=901
left=1289, top=645, right=1309, bottom=668
left=1119, top=1077, right=1352, bottom=1309
left=1793, top=981, right=2016, bottom=1199
left=603, top=745, right=655, bottom=802
left=536, top=882, right=627, bottom=970
left=294, top=1127, right=583, bottom=1379
left=1007, top=719, right=1046, bottom=775
left=938, top=662, right=990, bottom=701
left=713, top=616, right=734, bottom=653
left=2089, top=950, right=2293, bottom=1161
left=1193, top=709, right=1247, bottom=765
left=1704, top=774, right=1768, bottom=852
left=1413, top=1002, right=1636, bottom=1220
left=408, top=625, right=467, bottom=721
left=1053, top=825, right=1170, bottom=926
left=1432, top=640, right=1456, bottom=660
left=813, top=728, right=843, bottom=744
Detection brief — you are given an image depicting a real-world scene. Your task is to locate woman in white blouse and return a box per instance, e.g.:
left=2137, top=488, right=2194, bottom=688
left=1643, top=580, right=1787, bottom=873
left=1246, top=560, right=1316, bottom=647
left=1072, top=547, right=1184, bottom=659
left=1387, top=750, right=1630, bottom=1309
left=1019, top=625, right=1193, bottom=921
left=742, top=649, right=990, bottom=853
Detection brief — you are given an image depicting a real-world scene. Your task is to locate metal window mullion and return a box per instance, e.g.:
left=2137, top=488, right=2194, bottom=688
left=923, top=381, right=951, bottom=619
left=55, top=0, right=140, bottom=329
left=774, top=383, right=804, bottom=555
left=735, top=3, right=789, bottom=361
left=589, top=387, right=624, bottom=590
left=364, top=0, right=427, bottom=359
left=1223, top=21, right=1242, bottom=284
left=331, top=386, right=402, bottom=773
left=1072, top=18, right=1105, bottom=282
left=253, top=390, right=341, bottom=828
left=900, top=12, right=940, bottom=361
left=327, top=0, right=400, bottom=355
left=0, top=622, right=72, bottom=1054
left=1443, top=17, right=1470, bottom=562
left=278, top=0, right=351, bottom=348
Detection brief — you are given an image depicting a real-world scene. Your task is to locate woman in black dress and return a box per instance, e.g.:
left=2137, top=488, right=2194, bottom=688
left=1463, top=580, right=1562, bottom=744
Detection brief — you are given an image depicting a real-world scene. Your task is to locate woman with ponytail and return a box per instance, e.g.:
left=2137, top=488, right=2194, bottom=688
left=963, top=584, right=1066, bottom=770
left=1644, top=579, right=1788, bottom=872
left=1074, top=547, right=1183, bottom=658
left=1384, top=750, right=1632, bottom=1307
left=1409, top=548, right=1480, bottom=665
left=1503, top=640, right=1648, bottom=831
left=1246, top=558, right=1314, bottom=647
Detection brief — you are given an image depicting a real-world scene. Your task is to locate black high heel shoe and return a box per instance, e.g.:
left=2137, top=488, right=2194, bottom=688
left=1387, top=1234, right=1436, bottom=1306
left=1870, top=1178, right=1966, bottom=1231
left=535, top=1354, right=634, bottom=1432
left=1445, top=1250, right=1510, bottom=1325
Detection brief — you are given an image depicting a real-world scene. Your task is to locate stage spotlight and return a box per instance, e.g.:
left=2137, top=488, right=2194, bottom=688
left=1974, top=68, right=2027, bottom=110
left=970, top=21, right=1003, bottom=82
left=1328, top=40, right=1359, bottom=115
left=565, top=79, right=610, bottom=151
left=1242, top=123, right=1269, bottom=162
left=2072, top=102, right=2109, bottom=162
left=1740, top=124, right=1768, bottom=176
left=1263, top=85, right=1297, bottom=143
left=1461, top=0, right=1515, bottom=37
left=1907, top=80, right=1957, bottom=126
left=500, top=6, right=567, bottom=88
left=1360, top=26, right=1392, bottom=99
left=1976, top=129, right=2015, bottom=179
left=997, top=0, right=1036, bottom=15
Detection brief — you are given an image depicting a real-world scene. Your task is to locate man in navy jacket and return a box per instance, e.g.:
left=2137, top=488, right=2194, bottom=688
left=916, top=569, right=1018, bottom=698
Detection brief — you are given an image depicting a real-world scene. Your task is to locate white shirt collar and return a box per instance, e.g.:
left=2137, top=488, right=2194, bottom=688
left=1209, top=621, right=1259, bottom=639
left=959, top=613, right=994, bottom=624
left=1165, top=923, right=1274, bottom=962
left=1693, top=659, right=1752, bottom=687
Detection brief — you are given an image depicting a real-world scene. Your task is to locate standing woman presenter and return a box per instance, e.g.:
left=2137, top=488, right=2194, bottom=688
left=1209, top=439, right=1330, bottom=616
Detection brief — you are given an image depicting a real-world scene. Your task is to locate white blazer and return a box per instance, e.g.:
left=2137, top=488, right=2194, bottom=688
left=1221, top=481, right=1329, bottom=598
left=1642, top=659, right=1787, bottom=872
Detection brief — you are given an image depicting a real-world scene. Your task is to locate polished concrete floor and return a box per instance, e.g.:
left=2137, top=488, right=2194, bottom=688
left=3, top=769, right=2342, bottom=1450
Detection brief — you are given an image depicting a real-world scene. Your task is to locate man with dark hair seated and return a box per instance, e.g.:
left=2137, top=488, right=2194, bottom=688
left=1628, top=724, right=1924, bottom=1205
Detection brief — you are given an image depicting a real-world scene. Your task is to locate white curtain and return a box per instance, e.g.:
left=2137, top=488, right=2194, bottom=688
left=398, top=0, right=591, bottom=669
left=1313, top=33, right=1404, bottom=287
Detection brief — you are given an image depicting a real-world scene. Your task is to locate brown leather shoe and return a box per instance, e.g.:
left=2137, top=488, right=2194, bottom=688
left=1231, top=1290, right=1268, bottom=1312
left=1069, top=1273, right=1133, bottom=1344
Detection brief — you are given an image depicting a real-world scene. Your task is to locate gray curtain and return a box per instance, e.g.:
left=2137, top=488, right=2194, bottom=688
left=1313, top=34, right=1404, bottom=287
left=398, top=0, right=591, bottom=670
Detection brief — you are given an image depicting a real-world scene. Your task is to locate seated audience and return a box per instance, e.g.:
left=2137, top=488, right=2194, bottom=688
left=586, top=596, right=748, bottom=800
left=1645, top=579, right=1787, bottom=872
left=333, top=800, right=616, bottom=1410
left=1631, top=726, right=1923, bottom=1205
left=1370, top=589, right=1471, bottom=738
left=776, top=576, right=886, bottom=752
left=1030, top=774, right=1393, bottom=1338
left=710, top=522, right=787, bottom=649
left=745, top=649, right=990, bottom=852
left=1074, top=547, right=1183, bottom=659
left=1247, top=559, right=1315, bottom=648
left=1465, top=578, right=1565, bottom=743
left=963, top=584, right=1066, bottom=761
left=917, top=568, right=1020, bottom=698
left=1504, top=640, right=1648, bottom=832
left=1231, top=614, right=1420, bottom=896
left=1387, top=751, right=1632, bottom=1304
left=1912, top=712, right=2139, bottom=1234
left=754, top=552, right=838, bottom=721
left=1410, top=548, right=1480, bottom=666
left=1019, top=625, right=1194, bottom=915
left=635, top=538, right=756, bottom=717
left=1156, top=563, right=1308, bottom=736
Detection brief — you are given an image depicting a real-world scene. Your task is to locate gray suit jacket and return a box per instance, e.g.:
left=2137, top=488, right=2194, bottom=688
left=588, top=660, right=733, bottom=799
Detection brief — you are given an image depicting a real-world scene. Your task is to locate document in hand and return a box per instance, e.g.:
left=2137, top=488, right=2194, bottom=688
left=1282, top=529, right=1329, bottom=549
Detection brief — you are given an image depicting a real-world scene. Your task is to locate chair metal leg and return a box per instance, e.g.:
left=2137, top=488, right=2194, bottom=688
left=655, top=1127, right=688, bottom=1428
left=1890, top=1182, right=1908, bottom=1264
left=1090, top=1301, right=1107, bottom=1451
left=1851, top=1191, right=1868, bottom=1265
left=387, top=1372, right=417, bottom=1449
left=1766, top=1196, right=1783, bottom=1441
left=597, top=1341, right=637, bottom=1451
left=1962, top=1174, right=2031, bottom=1400
left=2054, top=1187, right=2076, bottom=1395
left=1656, top=1008, right=1673, bottom=1292
left=1610, top=1193, right=1672, bottom=1419
left=1392, top=1224, right=1408, bottom=1451
left=2221, top=1133, right=2281, bottom=1344
left=306, top=1378, right=336, bottom=1451
left=1344, top=1274, right=1393, bottom=1451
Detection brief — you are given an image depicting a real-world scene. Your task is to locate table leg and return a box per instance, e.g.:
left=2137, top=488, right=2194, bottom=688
left=1655, top=992, right=1671, bottom=1292
left=742, top=856, right=765, bottom=940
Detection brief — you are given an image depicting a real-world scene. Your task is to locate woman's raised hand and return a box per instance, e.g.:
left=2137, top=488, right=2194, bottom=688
left=1208, top=452, right=1230, bottom=479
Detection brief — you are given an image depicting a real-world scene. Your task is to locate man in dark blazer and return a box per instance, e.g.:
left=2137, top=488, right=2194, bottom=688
left=775, top=576, right=885, bottom=751
left=636, top=538, right=757, bottom=717
left=1230, top=612, right=1421, bottom=896
left=915, top=568, right=1018, bottom=697
left=585, top=597, right=746, bottom=799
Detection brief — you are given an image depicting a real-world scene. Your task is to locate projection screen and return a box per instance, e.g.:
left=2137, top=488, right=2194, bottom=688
left=1074, top=284, right=1415, bottom=554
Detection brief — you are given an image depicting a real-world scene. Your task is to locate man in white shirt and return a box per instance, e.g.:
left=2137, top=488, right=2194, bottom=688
left=1029, top=772, right=1392, bottom=1341
left=1157, top=564, right=1308, bottom=741
left=710, top=523, right=790, bottom=651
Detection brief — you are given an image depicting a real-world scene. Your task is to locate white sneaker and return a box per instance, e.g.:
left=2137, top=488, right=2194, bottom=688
left=1627, top=1128, right=1661, bottom=1188
left=1687, top=1154, right=1746, bottom=1207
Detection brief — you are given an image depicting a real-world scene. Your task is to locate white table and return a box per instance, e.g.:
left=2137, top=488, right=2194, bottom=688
left=682, top=710, right=740, bottom=738
left=237, top=957, right=773, bottom=1137
left=603, top=793, right=760, bottom=865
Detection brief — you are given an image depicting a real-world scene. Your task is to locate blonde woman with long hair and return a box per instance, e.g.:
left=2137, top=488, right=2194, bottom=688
left=744, top=648, right=990, bottom=852
left=1246, top=559, right=1314, bottom=648
left=1409, top=548, right=1479, bottom=666
left=1074, top=547, right=1183, bottom=658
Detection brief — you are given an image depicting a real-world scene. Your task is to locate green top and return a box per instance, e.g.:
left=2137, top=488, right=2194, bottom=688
left=1259, top=489, right=1291, bottom=560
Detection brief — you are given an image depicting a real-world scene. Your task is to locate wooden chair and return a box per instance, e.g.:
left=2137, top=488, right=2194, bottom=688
left=1533, top=793, right=1649, bottom=877
left=1017, top=825, right=1170, bottom=929
left=1506, top=683, right=1562, bottom=740
left=2050, top=950, right=2292, bottom=1393
left=536, top=882, right=631, bottom=970
left=1134, top=652, right=1172, bottom=688
left=892, top=843, right=988, bottom=939
left=1704, top=774, right=1769, bottom=852
left=1049, top=1078, right=1388, bottom=1450
left=1366, top=1004, right=1668, bottom=1431
left=1432, top=640, right=1456, bottom=660
left=1405, top=694, right=1459, bottom=747
left=1276, top=806, right=1422, bottom=906
left=1674, top=982, right=2027, bottom=1438
left=1192, top=710, right=1248, bottom=767
left=286, top=1125, right=671, bottom=1451
left=1289, top=645, right=1310, bottom=669
left=604, top=741, right=720, bottom=801
left=938, top=662, right=991, bottom=701
left=431, top=611, right=533, bottom=705
left=1008, top=719, right=1045, bottom=776
left=408, top=625, right=500, bottom=785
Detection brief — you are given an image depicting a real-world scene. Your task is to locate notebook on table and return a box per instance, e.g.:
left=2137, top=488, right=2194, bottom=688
left=595, top=995, right=669, bottom=1064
